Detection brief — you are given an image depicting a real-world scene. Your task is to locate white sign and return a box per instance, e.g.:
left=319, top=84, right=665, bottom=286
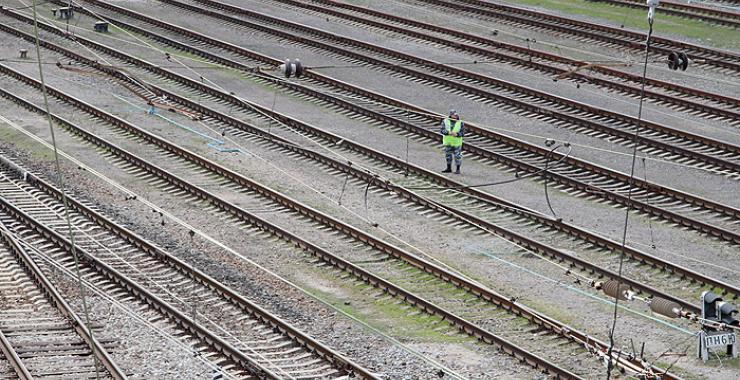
left=704, top=332, right=736, bottom=348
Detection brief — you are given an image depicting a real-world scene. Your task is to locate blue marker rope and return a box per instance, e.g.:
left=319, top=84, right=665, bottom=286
left=112, top=94, right=242, bottom=153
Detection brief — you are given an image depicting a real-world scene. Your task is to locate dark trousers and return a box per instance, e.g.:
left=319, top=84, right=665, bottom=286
left=444, top=145, right=462, bottom=166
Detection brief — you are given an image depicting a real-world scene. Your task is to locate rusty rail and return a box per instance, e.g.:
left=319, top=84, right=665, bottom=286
left=415, top=0, right=740, bottom=73
left=166, top=0, right=740, bottom=175
left=267, top=0, right=740, bottom=116
left=0, top=157, right=379, bottom=379
left=29, top=0, right=740, bottom=245
left=3, top=4, right=738, bottom=248
left=0, top=52, right=672, bottom=380
left=591, top=0, right=740, bottom=28
left=0, top=225, right=127, bottom=379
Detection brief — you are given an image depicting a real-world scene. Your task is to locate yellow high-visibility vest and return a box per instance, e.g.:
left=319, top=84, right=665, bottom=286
left=442, top=119, right=463, bottom=147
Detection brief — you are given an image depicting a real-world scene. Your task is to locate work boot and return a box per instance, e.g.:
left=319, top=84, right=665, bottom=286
left=442, top=163, right=452, bottom=173
left=455, top=165, right=461, bottom=174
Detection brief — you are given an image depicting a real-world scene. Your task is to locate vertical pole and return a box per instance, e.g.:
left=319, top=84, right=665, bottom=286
left=404, top=136, right=409, bottom=177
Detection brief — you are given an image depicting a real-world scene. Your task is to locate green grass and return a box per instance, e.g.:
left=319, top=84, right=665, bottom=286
left=293, top=262, right=472, bottom=343
left=509, top=0, right=740, bottom=51
left=0, top=124, right=54, bottom=161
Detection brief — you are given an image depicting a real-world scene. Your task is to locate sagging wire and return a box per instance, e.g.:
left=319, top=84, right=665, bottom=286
left=19, top=4, right=571, bottom=297
left=18, top=0, right=737, bottom=177
left=606, top=4, right=657, bottom=379
left=338, top=170, right=350, bottom=206
left=14, top=0, right=165, bottom=102
left=466, top=244, right=737, bottom=378
left=307, top=81, right=740, bottom=175
left=382, top=0, right=740, bottom=86
left=46, top=0, right=483, bottom=280
left=10, top=13, right=548, bottom=378
left=470, top=246, right=694, bottom=335
left=28, top=1, right=101, bottom=379
left=655, top=332, right=699, bottom=376
left=0, top=116, right=470, bottom=380
left=13, top=0, right=166, bottom=110
left=543, top=144, right=559, bottom=218
left=17, top=2, right=729, bottom=366
left=631, top=239, right=740, bottom=275
left=641, top=157, right=657, bottom=248
left=8, top=0, right=732, bottom=318
left=9, top=231, right=239, bottom=380
left=399, top=144, right=572, bottom=191
left=0, top=170, right=294, bottom=378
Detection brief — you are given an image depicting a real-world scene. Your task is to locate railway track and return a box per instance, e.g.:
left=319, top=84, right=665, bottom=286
left=11, top=2, right=739, bottom=247
left=0, top=155, right=377, bottom=380
left=154, top=0, right=740, bottom=176
left=0, top=0, right=736, bottom=380
left=397, top=0, right=740, bottom=74
left=2, top=8, right=734, bottom=320
left=256, top=0, right=740, bottom=121
left=3, top=9, right=736, bottom=307
left=0, top=40, right=686, bottom=379
left=592, top=0, right=740, bottom=28
left=0, top=222, right=124, bottom=379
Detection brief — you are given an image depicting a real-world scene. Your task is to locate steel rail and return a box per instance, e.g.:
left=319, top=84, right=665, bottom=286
left=92, top=71, right=714, bottom=312
left=264, top=0, right=740, bottom=116
left=5, top=9, right=727, bottom=314
left=0, top=201, right=279, bottom=380
left=591, top=0, right=740, bottom=28
left=0, top=15, right=721, bottom=315
left=1, top=14, right=692, bottom=374
left=167, top=0, right=740, bottom=175
left=40, top=1, right=740, bottom=243
left=0, top=329, right=32, bottom=380
left=0, top=155, right=378, bottom=380
left=0, top=224, right=127, bottom=380
left=415, top=0, right=740, bottom=73
left=149, top=79, right=737, bottom=308
left=4, top=5, right=738, bottom=249
left=2, top=16, right=711, bottom=316
left=0, top=82, right=584, bottom=380
left=0, top=56, right=663, bottom=380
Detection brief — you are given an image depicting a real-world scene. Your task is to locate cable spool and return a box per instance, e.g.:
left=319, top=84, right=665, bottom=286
left=649, top=298, right=681, bottom=318
left=667, top=51, right=689, bottom=71
left=279, top=58, right=304, bottom=78
left=601, top=280, right=629, bottom=300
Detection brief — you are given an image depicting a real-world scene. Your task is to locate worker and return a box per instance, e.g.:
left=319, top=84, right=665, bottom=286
left=440, top=110, right=464, bottom=174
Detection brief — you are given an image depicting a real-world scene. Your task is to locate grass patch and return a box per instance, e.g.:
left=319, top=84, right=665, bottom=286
left=0, top=124, right=54, bottom=161
left=292, top=262, right=471, bottom=343
left=524, top=297, right=577, bottom=326
left=509, top=0, right=740, bottom=51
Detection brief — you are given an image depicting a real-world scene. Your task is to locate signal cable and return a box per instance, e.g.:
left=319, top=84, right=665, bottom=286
left=28, top=0, right=101, bottom=378
left=0, top=112, right=472, bottom=380
left=398, top=144, right=572, bottom=191
left=605, top=13, right=656, bottom=380
left=8, top=228, right=241, bottom=380
left=14, top=5, right=729, bottom=375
